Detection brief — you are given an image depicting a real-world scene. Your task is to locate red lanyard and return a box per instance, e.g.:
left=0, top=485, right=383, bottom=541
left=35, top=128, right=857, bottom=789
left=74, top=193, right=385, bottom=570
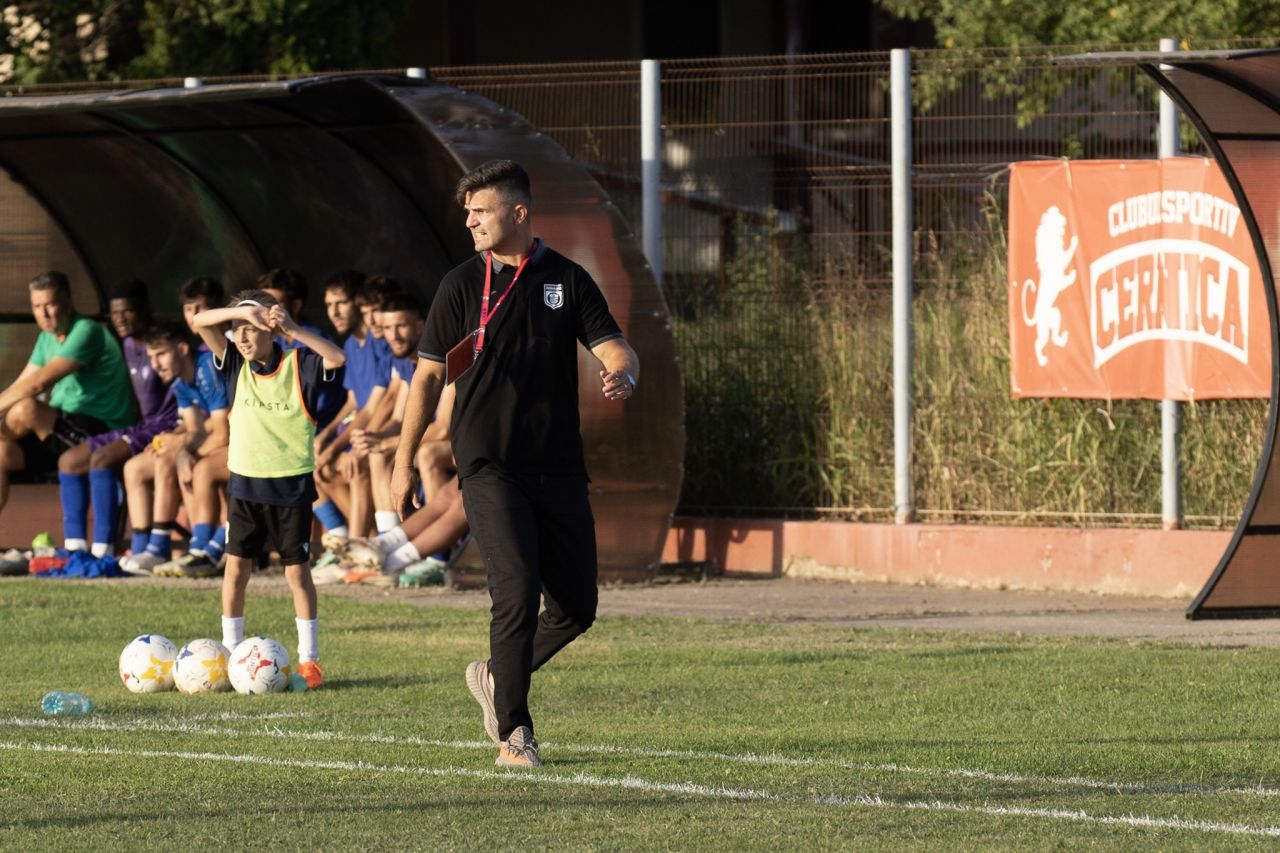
left=475, top=248, right=532, bottom=354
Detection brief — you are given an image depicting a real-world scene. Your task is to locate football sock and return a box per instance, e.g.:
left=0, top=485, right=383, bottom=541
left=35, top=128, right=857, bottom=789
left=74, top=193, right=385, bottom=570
left=130, top=528, right=150, bottom=555
left=90, top=541, right=114, bottom=558
left=385, top=541, right=422, bottom=572
left=221, top=616, right=244, bottom=651
left=374, top=526, right=409, bottom=553
left=59, top=472, right=89, bottom=545
left=189, top=522, right=213, bottom=555
left=145, top=526, right=172, bottom=557
left=296, top=618, right=319, bottom=663
left=204, top=526, right=227, bottom=561
left=314, top=501, right=346, bottom=534
left=374, top=511, right=399, bottom=533
left=88, top=469, right=120, bottom=553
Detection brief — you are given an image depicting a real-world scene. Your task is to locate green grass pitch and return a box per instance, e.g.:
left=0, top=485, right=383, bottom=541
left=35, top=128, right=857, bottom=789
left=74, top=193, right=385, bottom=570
left=2, top=581, right=1278, bottom=849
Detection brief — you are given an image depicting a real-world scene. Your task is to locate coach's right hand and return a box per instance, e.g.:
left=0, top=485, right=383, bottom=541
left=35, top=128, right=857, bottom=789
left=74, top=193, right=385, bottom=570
left=391, top=464, right=422, bottom=521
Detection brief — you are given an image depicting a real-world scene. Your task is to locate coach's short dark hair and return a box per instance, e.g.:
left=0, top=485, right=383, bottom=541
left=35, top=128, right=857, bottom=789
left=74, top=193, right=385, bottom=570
left=28, top=271, right=71, bottom=302
left=378, top=291, right=423, bottom=319
left=454, top=159, right=531, bottom=208
left=108, top=279, right=151, bottom=315
left=144, top=320, right=192, bottom=349
left=256, top=268, right=308, bottom=307
left=323, top=270, right=366, bottom=301
left=179, top=277, right=225, bottom=307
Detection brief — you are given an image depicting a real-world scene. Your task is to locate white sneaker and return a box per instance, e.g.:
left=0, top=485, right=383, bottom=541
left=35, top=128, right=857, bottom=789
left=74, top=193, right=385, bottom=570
left=465, top=660, right=500, bottom=744
left=496, top=726, right=542, bottom=768
left=120, top=551, right=166, bottom=576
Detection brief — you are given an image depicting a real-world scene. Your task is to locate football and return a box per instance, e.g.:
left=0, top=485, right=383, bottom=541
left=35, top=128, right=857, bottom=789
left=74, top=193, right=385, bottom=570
left=228, top=636, right=291, bottom=695
left=173, top=638, right=231, bottom=695
left=118, top=634, right=178, bottom=693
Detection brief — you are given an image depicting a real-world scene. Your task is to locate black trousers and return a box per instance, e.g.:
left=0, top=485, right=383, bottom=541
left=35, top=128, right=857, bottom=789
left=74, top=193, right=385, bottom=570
left=461, top=466, right=598, bottom=740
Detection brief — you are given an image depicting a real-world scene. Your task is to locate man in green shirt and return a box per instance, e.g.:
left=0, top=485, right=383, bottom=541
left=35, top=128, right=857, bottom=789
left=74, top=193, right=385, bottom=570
left=0, top=271, right=133, bottom=529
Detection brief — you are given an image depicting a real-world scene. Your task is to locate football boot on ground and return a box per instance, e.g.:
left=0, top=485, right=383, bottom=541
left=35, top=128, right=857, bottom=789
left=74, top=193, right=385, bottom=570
left=177, top=553, right=221, bottom=578
left=465, top=660, right=500, bottom=743
left=151, top=555, right=182, bottom=577
left=120, top=551, right=167, bottom=576
left=341, top=537, right=384, bottom=571
left=496, top=726, right=542, bottom=768
left=398, top=557, right=446, bottom=588
left=296, top=660, right=325, bottom=689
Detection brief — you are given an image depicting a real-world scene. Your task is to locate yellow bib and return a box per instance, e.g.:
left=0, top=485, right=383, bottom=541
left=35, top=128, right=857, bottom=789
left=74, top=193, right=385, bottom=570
left=227, top=349, right=316, bottom=478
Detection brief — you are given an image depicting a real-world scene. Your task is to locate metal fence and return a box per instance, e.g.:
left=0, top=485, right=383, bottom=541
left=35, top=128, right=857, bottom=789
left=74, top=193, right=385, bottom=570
left=434, top=43, right=1271, bottom=527
left=0, top=44, right=1268, bottom=525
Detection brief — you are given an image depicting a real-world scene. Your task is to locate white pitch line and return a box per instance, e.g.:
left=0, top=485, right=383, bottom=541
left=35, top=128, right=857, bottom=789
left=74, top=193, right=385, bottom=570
left=2, top=739, right=1277, bottom=839
left=2, top=715, right=1276, bottom=800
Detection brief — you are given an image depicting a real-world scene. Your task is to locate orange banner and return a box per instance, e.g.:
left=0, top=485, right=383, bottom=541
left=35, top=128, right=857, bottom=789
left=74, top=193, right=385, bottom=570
left=1008, top=158, right=1269, bottom=399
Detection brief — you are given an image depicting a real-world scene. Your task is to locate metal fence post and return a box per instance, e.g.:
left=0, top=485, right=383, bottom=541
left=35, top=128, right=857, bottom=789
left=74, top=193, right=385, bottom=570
left=891, top=48, right=915, bottom=524
left=1159, top=37, right=1182, bottom=530
left=640, top=59, right=663, bottom=285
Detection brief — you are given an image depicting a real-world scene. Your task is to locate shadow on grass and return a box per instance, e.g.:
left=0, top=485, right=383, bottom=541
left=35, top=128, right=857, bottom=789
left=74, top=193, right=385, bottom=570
left=10, top=791, right=708, bottom=834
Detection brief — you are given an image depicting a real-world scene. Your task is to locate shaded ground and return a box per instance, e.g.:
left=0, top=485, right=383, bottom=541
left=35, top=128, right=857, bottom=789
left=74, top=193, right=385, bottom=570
left=79, top=572, right=1280, bottom=648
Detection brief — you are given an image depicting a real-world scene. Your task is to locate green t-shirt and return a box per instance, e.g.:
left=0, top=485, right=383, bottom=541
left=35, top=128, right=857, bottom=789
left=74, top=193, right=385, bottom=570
left=30, top=315, right=134, bottom=429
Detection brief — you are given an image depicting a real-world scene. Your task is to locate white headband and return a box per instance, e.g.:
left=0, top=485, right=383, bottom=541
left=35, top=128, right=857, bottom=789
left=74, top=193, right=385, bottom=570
left=225, top=299, right=269, bottom=340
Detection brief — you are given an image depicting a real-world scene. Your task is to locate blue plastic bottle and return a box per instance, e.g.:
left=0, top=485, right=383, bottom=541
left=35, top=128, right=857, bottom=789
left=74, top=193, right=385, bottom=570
left=41, top=691, right=94, bottom=716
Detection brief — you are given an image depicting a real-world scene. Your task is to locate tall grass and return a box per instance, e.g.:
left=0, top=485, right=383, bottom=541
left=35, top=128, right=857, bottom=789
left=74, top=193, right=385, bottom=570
left=670, top=210, right=1267, bottom=528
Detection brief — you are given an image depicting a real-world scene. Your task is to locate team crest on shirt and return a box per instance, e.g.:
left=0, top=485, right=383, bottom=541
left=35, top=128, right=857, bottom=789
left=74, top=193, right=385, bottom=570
left=543, top=282, right=564, bottom=310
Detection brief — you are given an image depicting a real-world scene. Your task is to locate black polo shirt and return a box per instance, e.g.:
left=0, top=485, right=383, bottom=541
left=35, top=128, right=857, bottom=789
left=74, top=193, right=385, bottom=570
left=420, top=240, right=623, bottom=480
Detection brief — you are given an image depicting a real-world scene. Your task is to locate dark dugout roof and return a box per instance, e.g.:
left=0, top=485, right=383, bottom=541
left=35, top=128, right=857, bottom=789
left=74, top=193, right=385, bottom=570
left=0, top=73, right=684, bottom=578
left=0, top=75, right=466, bottom=313
left=1059, top=48, right=1280, bottom=617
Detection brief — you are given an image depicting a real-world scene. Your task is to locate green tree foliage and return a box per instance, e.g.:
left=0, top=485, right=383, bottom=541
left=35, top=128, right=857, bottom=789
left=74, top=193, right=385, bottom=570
left=876, top=0, right=1280, bottom=125
left=878, top=0, right=1280, bottom=50
left=2, top=0, right=410, bottom=84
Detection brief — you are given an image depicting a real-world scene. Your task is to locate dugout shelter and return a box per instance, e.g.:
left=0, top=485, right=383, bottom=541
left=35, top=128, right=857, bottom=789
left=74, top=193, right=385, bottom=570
left=0, top=73, right=684, bottom=580
left=1062, top=48, right=1280, bottom=617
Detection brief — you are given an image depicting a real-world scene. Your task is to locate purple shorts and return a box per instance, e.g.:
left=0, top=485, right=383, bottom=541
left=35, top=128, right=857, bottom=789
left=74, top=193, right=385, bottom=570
left=88, top=412, right=178, bottom=456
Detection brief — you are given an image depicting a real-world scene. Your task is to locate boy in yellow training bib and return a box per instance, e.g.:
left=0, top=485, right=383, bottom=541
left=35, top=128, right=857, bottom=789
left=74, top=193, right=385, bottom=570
left=193, top=290, right=346, bottom=689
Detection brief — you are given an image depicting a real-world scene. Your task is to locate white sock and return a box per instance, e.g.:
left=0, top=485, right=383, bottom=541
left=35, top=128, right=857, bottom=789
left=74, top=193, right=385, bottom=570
left=385, top=541, right=422, bottom=572
left=327, top=524, right=349, bottom=540
left=374, top=527, right=409, bottom=553
left=296, top=618, right=319, bottom=663
left=65, top=538, right=87, bottom=552
left=221, top=616, right=244, bottom=651
left=91, top=542, right=114, bottom=558
left=374, top=511, right=400, bottom=533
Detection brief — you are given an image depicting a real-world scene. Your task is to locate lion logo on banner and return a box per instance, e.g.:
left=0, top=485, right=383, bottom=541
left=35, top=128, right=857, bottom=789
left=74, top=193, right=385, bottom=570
left=1021, top=205, right=1078, bottom=366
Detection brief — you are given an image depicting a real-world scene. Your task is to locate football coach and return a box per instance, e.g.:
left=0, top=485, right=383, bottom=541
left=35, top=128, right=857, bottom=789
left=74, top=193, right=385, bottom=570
left=391, top=159, right=639, bottom=768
